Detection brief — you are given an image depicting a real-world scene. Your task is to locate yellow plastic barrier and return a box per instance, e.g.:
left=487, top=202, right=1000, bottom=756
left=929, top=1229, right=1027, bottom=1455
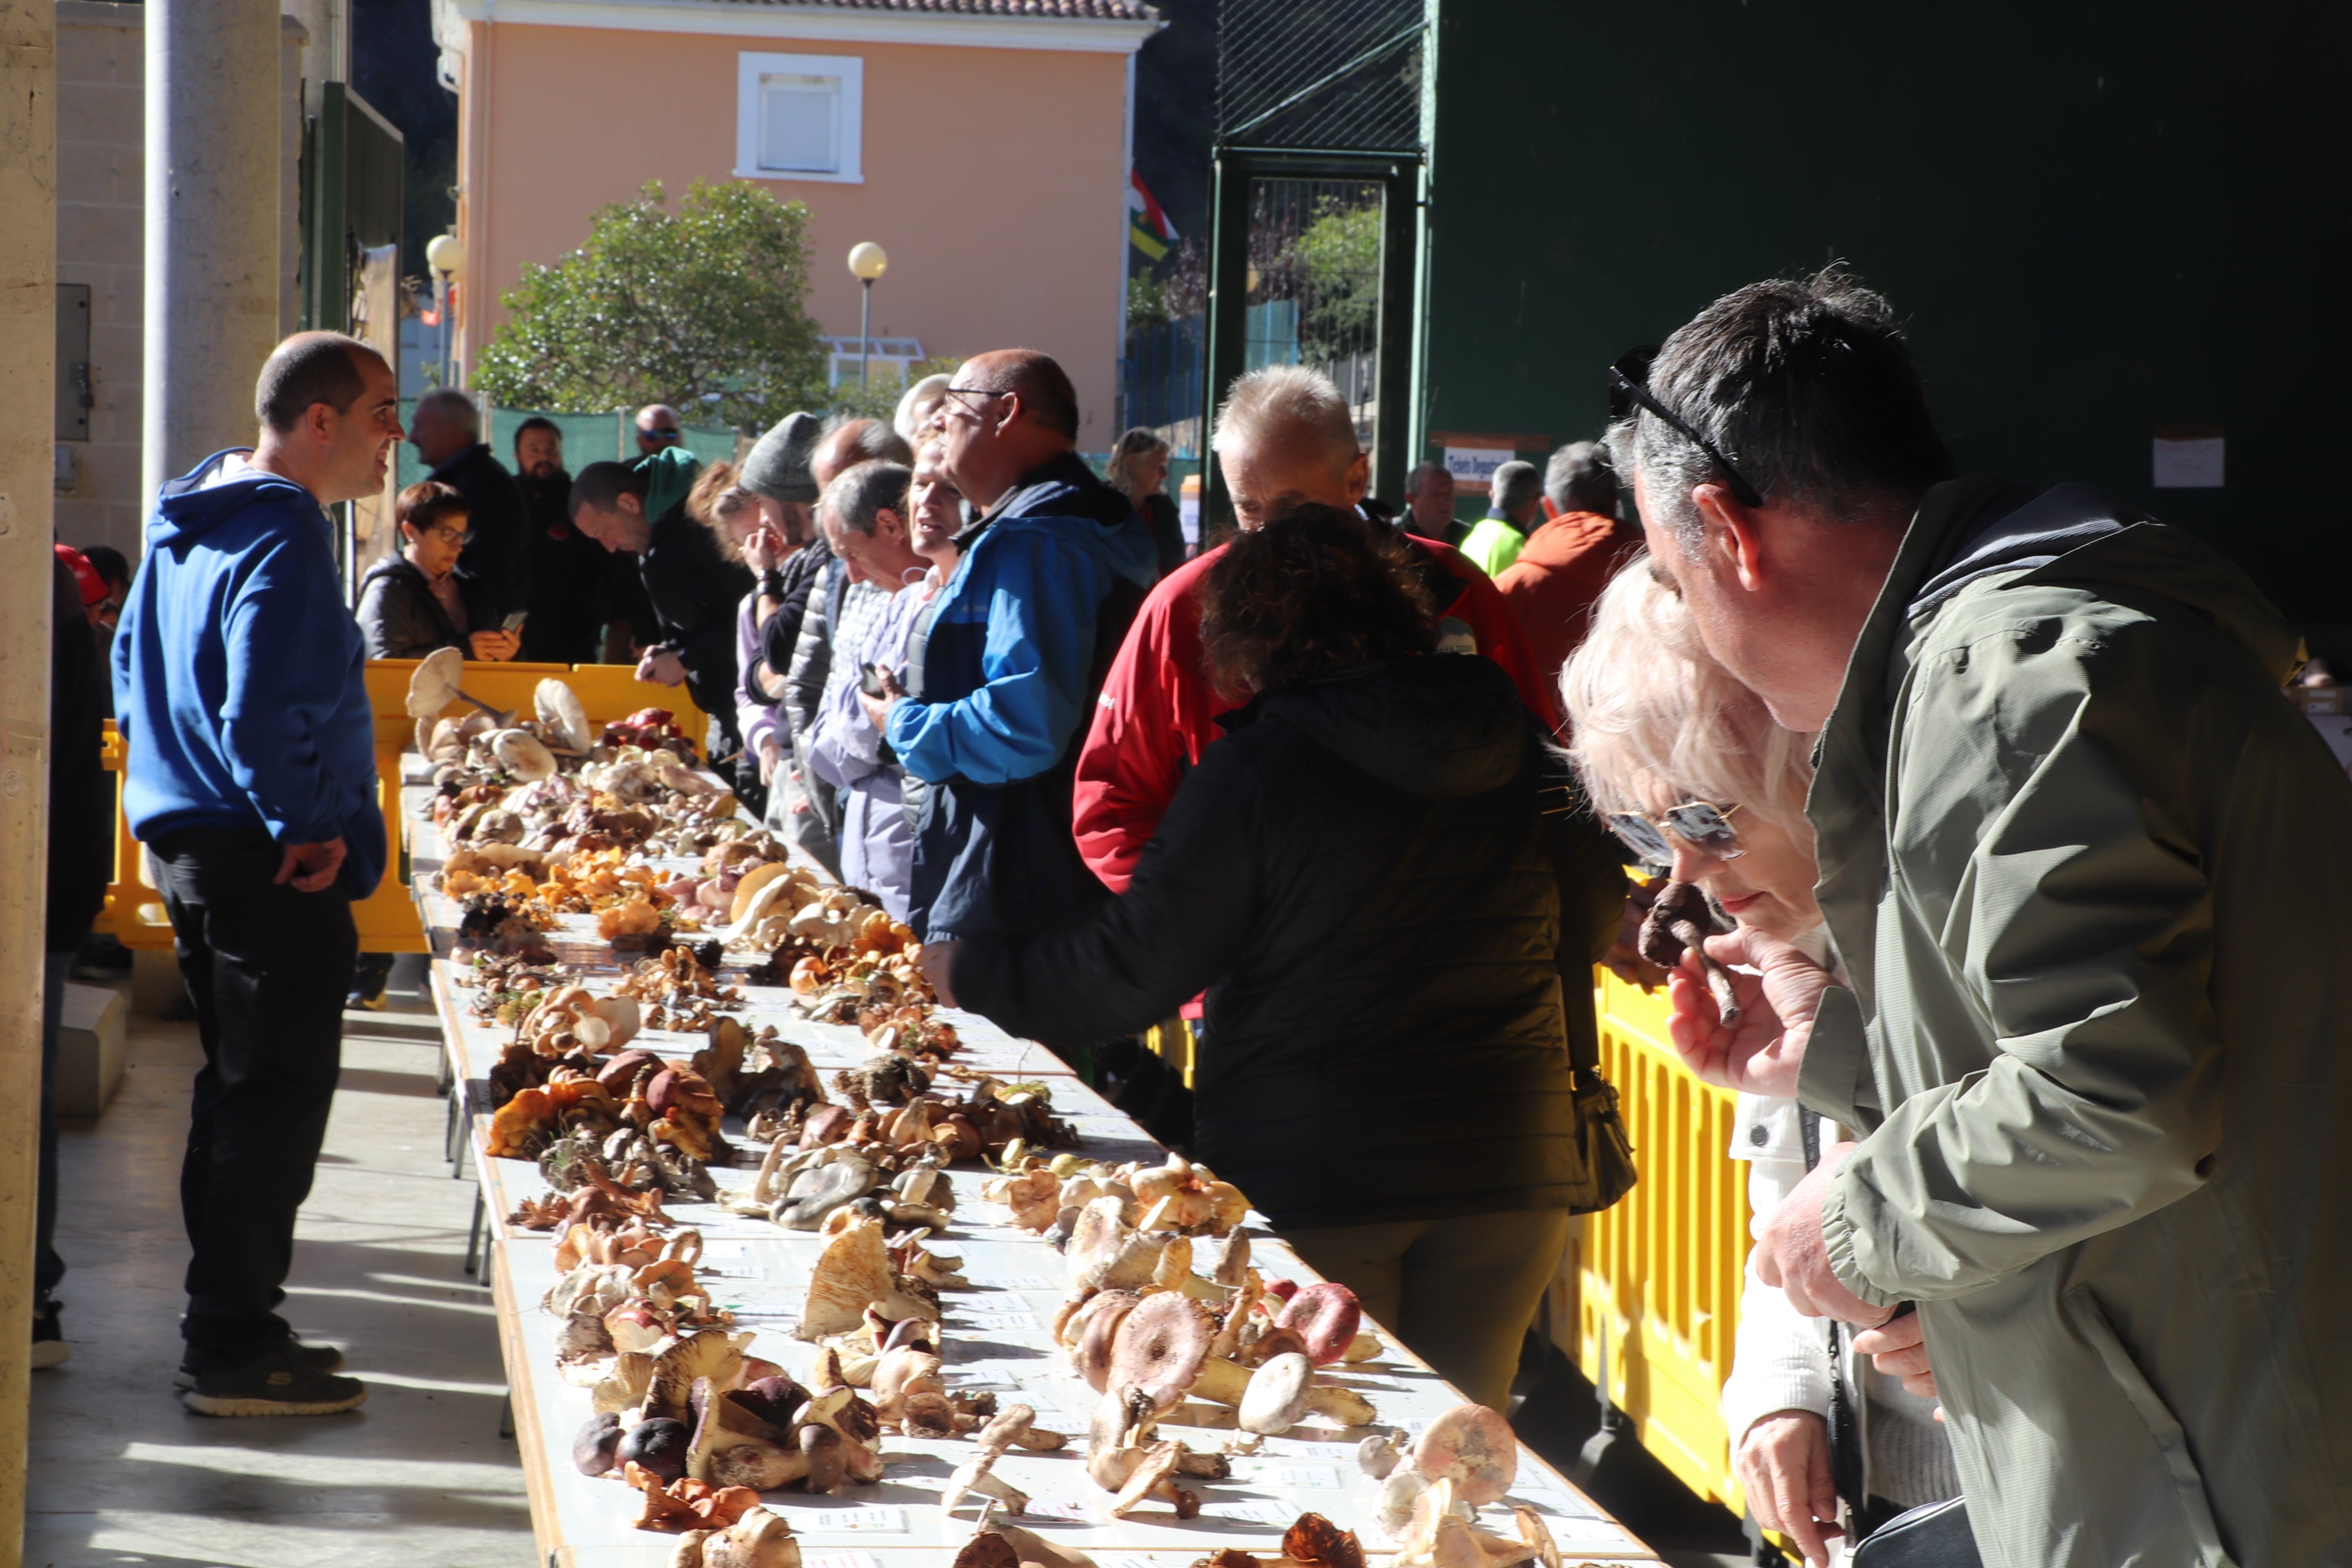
left=1578, top=966, right=1753, bottom=1511
left=1142, top=1017, right=1198, bottom=1088
left=101, top=661, right=684, bottom=952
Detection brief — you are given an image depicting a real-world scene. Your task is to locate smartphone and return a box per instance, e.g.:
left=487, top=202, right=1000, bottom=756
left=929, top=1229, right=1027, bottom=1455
left=858, top=662, right=888, bottom=698
left=502, top=610, right=530, bottom=632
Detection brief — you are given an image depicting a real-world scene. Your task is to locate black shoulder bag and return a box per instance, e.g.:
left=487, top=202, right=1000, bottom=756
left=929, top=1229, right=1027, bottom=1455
left=1564, top=1013, right=1638, bottom=1215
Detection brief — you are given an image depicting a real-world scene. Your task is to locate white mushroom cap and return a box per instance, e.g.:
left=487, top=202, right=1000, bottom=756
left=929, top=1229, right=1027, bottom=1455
left=535, top=678, right=593, bottom=753
left=1237, top=1351, right=1315, bottom=1435
left=492, top=728, right=558, bottom=782
left=407, top=646, right=466, bottom=720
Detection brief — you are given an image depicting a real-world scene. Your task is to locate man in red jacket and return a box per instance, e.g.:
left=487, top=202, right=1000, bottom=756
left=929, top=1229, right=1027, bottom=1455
left=1072, top=364, right=1550, bottom=893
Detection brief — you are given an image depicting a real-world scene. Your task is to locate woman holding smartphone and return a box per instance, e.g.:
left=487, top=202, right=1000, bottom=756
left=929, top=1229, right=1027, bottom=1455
left=357, top=481, right=521, bottom=661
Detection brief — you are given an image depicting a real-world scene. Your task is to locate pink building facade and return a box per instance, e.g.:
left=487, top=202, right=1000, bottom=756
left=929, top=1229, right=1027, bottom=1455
left=429, top=0, right=1159, bottom=447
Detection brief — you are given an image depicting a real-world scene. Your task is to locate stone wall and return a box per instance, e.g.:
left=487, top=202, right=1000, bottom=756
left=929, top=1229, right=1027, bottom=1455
left=53, top=2, right=314, bottom=561
left=54, top=1, right=145, bottom=558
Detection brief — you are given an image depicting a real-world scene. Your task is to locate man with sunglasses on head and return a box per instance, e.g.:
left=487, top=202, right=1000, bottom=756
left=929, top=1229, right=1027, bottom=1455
left=635, top=403, right=685, bottom=456
left=858, top=350, right=1157, bottom=946
left=1629, top=269, right=2352, bottom=1564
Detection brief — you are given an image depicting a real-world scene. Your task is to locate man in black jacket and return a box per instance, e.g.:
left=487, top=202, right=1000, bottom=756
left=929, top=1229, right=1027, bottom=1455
left=512, top=417, right=604, bottom=664
left=411, top=389, right=529, bottom=625
left=570, top=453, right=753, bottom=758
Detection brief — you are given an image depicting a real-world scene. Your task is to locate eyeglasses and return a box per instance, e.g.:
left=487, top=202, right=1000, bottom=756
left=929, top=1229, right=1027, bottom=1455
left=937, top=387, right=1008, bottom=416
left=420, top=522, right=471, bottom=545
left=1605, top=799, right=1746, bottom=870
left=1608, top=346, right=1765, bottom=509
left=642, top=426, right=683, bottom=445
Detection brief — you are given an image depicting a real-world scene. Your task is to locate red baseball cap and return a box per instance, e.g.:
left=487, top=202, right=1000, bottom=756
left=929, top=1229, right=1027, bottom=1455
left=55, top=543, right=107, bottom=609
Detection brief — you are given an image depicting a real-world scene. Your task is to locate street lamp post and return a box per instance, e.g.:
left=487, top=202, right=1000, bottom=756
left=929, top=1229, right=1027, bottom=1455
left=426, top=231, right=466, bottom=389
left=848, top=241, right=888, bottom=390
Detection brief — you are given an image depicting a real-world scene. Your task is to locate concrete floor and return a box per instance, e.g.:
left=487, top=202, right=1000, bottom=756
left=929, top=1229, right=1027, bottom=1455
left=27, top=958, right=537, bottom=1568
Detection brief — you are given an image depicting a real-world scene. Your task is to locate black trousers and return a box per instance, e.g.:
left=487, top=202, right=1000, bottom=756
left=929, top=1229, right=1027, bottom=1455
left=150, top=826, right=356, bottom=1365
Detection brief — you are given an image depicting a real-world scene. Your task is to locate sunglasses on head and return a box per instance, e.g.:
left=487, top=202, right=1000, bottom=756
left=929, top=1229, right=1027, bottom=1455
left=1605, top=799, right=1746, bottom=871
left=1608, top=345, right=1766, bottom=509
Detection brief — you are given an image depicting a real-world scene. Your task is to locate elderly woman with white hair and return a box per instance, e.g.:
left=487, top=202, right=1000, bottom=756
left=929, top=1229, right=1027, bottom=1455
left=1561, top=563, right=1959, bottom=1567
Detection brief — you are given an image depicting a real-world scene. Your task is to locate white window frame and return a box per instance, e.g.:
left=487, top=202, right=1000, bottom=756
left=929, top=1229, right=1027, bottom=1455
left=734, top=51, right=864, bottom=184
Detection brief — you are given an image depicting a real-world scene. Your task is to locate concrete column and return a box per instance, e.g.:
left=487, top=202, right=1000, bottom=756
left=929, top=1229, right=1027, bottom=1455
left=143, top=0, right=282, bottom=502
left=0, top=0, right=58, bottom=1557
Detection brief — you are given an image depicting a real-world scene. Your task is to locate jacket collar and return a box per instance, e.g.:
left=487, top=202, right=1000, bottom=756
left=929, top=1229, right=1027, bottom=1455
left=1806, top=475, right=2015, bottom=910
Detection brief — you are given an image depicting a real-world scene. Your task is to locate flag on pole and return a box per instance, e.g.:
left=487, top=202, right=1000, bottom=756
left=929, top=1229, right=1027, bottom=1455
left=1128, top=170, right=1179, bottom=262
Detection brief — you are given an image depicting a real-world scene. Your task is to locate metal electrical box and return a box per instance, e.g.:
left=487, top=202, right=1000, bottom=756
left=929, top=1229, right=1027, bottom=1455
left=55, top=283, right=92, bottom=440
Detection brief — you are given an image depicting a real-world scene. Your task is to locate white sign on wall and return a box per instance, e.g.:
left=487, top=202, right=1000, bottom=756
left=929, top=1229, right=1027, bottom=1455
left=1443, top=446, right=1514, bottom=488
left=2152, top=434, right=2224, bottom=489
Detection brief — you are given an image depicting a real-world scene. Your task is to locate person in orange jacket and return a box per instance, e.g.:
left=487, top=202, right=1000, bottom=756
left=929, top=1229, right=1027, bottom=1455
left=1491, top=440, right=1643, bottom=718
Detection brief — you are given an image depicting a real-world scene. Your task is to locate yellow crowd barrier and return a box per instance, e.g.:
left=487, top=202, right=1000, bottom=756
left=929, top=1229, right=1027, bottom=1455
left=1139, top=974, right=1753, bottom=1513
left=1578, top=966, right=1752, bottom=1511
left=98, top=661, right=684, bottom=953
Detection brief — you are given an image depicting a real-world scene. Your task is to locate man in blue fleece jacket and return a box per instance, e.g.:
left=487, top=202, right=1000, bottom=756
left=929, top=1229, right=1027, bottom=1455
left=113, top=331, right=399, bottom=1417
left=861, top=350, right=1156, bottom=943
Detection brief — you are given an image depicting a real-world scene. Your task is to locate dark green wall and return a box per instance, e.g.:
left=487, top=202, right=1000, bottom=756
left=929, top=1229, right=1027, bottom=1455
left=1419, top=0, right=2352, bottom=620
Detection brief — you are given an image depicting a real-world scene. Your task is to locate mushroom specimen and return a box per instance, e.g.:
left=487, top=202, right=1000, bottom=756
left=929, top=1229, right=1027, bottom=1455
left=1635, top=880, right=1739, bottom=1024
left=535, top=678, right=594, bottom=754
left=1275, top=1282, right=1363, bottom=1366
left=1106, top=1291, right=1214, bottom=1415
left=796, top=1211, right=939, bottom=1340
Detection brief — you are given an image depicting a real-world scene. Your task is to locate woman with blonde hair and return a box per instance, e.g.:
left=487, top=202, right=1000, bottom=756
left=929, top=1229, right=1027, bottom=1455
left=1105, top=426, right=1187, bottom=579
left=1562, top=562, right=1958, bottom=1566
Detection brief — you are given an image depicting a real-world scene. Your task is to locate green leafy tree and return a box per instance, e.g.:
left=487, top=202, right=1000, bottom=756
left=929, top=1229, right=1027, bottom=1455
left=473, top=179, right=828, bottom=431
left=1293, top=200, right=1382, bottom=364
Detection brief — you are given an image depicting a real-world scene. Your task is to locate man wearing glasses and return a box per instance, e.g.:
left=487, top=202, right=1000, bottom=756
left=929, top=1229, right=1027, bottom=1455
left=1628, top=270, right=2352, bottom=1563
left=857, top=350, right=1157, bottom=946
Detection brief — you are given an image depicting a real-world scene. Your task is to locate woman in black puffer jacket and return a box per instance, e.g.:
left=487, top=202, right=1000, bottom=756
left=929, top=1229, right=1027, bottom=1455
left=356, top=481, right=518, bottom=662
left=939, top=504, right=1622, bottom=1408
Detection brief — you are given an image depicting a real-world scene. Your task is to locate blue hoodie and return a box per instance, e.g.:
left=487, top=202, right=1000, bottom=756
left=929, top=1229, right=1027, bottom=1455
left=113, top=450, right=387, bottom=899
left=888, top=452, right=1157, bottom=941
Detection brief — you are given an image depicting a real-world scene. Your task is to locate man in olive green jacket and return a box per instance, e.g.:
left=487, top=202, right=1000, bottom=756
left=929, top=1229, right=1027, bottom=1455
left=1619, top=272, right=2352, bottom=1566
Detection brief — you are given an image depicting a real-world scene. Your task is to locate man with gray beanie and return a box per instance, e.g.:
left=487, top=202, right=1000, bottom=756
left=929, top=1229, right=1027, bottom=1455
left=1456, top=459, right=1543, bottom=577
left=735, top=411, right=841, bottom=865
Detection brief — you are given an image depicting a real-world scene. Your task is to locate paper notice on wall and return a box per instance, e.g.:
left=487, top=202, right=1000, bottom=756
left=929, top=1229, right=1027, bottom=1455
left=1443, top=447, right=1513, bottom=489
left=2152, top=435, right=2224, bottom=488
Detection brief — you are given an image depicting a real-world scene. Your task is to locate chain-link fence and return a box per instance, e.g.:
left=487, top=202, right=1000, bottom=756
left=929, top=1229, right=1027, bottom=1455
left=1217, top=0, right=1423, bottom=152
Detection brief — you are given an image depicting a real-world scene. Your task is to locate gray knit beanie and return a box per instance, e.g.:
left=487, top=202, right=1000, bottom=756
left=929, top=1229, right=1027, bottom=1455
left=740, top=411, right=822, bottom=503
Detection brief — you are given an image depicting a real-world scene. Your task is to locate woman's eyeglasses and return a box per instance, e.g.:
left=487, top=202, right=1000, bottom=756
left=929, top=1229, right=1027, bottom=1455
left=419, top=522, right=471, bottom=546
left=1607, top=346, right=1766, bottom=509
left=1605, top=799, right=1746, bottom=870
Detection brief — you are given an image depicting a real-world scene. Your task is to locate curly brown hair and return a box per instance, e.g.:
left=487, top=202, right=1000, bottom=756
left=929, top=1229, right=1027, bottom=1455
left=1199, top=504, right=1435, bottom=701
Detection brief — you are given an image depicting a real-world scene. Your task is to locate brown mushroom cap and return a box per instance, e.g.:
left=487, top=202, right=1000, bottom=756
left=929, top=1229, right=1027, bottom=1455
left=1412, top=1402, right=1518, bottom=1506
left=1108, top=1292, right=1213, bottom=1413
left=799, top=1422, right=848, bottom=1493
left=1106, top=1441, right=1184, bottom=1518
left=1072, top=1290, right=1142, bottom=1393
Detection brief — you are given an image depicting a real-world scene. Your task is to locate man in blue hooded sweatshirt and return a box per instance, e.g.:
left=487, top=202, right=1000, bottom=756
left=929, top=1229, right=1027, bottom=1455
left=114, top=331, right=398, bottom=1416
left=861, top=349, right=1157, bottom=944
